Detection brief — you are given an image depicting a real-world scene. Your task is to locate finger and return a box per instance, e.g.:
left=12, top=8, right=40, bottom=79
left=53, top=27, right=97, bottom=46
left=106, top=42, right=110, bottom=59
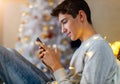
left=47, top=45, right=51, bottom=48
left=35, top=37, right=47, bottom=51
left=54, top=46, right=60, bottom=55
left=55, top=47, right=61, bottom=61
left=52, top=44, right=58, bottom=52
left=38, top=48, right=45, bottom=54
left=42, top=43, right=48, bottom=50
left=41, top=53, right=48, bottom=65
left=55, top=47, right=58, bottom=53
left=39, top=46, right=46, bottom=52
left=41, top=58, right=50, bottom=68
left=39, top=46, right=42, bottom=49
left=38, top=42, right=47, bottom=51
left=37, top=51, right=45, bottom=59
left=38, top=53, right=44, bottom=59
left=35, top=38, right=45, bottom=49
left=39, top=42, right=45, bottom=49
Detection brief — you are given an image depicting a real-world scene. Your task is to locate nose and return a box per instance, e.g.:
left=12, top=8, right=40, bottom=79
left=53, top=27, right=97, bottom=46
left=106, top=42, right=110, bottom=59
left=61, top=25, right=67, bottom=33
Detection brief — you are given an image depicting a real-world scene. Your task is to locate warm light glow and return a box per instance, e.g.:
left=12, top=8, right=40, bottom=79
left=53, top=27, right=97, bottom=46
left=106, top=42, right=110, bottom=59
left=104, top=36, right=107, bottom=40
left=53, top=44, right=57, bottom=48
left=86, top=51, right=94, bottom=58
left=85, top=43, right=90, bottom=47
left=29, top=5, right=33, bottom=8
left=0, top=0, right=3, bottom=7
left=69, top=67, right=75, bottom=70
left=18, top=27, right=23, bottom=33
left=93, top=36, right=99, bottom=40
left=0, top=0, right=27, bottom=7
left=110, top=41, right=120, bottom=57
left=4, top=0, right=27, bottom=3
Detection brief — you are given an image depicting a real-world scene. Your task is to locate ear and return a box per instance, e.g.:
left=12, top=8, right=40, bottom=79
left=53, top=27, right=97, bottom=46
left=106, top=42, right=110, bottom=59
left=78, top=10, right=86, bottom=23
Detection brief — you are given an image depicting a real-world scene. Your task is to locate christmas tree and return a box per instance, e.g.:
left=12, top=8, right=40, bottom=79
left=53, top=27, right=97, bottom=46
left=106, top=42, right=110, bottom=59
left=15, top=0, right=75, bottom=79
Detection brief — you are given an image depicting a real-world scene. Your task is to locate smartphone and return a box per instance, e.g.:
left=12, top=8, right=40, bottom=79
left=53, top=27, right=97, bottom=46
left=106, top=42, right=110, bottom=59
left=36, top=37, right=42, bottom=43
left=36, top=37, right=45, bottom=50
left=36, top=37, right=49, bottom=68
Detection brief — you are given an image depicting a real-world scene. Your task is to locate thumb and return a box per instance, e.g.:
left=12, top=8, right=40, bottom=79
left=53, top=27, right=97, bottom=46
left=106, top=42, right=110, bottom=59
left=55, top=47, right=61, bottom=60
left=53, top=44, right=61, bottom=57
left=55, top=47, right=59, bottom=54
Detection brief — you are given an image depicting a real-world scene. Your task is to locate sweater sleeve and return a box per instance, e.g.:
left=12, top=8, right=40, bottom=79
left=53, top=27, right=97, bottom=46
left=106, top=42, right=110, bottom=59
left=53, top=68, right=81, bottom=84
left=53, top=68, right=72, bottom=84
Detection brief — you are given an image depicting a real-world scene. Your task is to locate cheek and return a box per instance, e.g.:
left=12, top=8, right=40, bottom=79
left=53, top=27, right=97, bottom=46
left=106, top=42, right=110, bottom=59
left=64, top=23, right=72, bottom=31
left=66, top=21, right=77, bottom=31
left=70, top=24, right=77, bottom=32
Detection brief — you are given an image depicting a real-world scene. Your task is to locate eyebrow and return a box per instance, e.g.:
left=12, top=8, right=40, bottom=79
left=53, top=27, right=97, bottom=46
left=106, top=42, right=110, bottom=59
left=60, top=18, right=66, bottom=23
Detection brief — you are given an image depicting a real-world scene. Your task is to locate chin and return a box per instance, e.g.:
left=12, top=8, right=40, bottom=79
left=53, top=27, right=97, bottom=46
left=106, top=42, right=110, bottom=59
left=71, top=37, right=77, bottom=41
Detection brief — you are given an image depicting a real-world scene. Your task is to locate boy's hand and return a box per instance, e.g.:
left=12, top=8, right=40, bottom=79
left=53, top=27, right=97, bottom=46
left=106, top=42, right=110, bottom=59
left=36, top=38, right=63, bottom=72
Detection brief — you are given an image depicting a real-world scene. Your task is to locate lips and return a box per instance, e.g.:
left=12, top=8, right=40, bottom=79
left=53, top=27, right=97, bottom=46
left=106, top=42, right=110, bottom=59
left=67, top=32, right=71, bottom=37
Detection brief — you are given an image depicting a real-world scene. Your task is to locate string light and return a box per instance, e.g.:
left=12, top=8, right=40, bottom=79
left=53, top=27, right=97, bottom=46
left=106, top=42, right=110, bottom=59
left=104, top=36, right=107, bottom=40
left=29, top=5, right=33, bottom=8
left=85, top=51, right=94, bottom=58
left=93, top=36, right=99, bottom=40
left=69, top=66, right=75, bottom=70
left=18, top=27, right=24, bottom=33
left=52, top=81, right=58, bottom=84
left=110, top=41, right=120, bottom=57
left=85, top=43, right=90, bottom=47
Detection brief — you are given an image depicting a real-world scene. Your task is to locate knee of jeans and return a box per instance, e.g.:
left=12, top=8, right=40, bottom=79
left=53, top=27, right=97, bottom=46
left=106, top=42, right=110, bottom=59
left=0, top=46, right=6, bottom=59
left=0, top=46, right=9, bottom=54
left=0, top=46, right=13, bottom=61
left=0, top=46, right=5, bottom=52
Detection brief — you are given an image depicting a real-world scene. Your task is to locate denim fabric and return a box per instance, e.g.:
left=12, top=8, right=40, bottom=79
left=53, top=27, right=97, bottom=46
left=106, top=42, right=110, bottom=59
left=0, top=46, right=51, bottom=84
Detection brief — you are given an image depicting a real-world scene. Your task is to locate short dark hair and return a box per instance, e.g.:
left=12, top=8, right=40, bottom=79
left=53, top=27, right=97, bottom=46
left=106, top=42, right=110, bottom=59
left=51, top=0, right=92, bottom=24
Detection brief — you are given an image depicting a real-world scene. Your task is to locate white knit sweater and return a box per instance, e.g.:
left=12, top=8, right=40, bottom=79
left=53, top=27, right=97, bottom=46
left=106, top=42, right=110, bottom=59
left=53, top=34, right=119, bottom=84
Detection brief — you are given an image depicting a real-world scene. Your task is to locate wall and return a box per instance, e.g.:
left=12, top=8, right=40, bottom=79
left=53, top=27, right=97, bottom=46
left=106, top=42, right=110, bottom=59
left=0, top=1, right=3, bottom=45
left=2, top=1, right=23, bottom=48
left=87, top=0, right=120, bottom=42
left=1, top=0, right=120, bottom=48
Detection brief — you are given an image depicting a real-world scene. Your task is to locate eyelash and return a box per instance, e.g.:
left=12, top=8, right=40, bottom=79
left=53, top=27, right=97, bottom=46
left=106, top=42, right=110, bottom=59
left=63, top=20, right=67, bottom=24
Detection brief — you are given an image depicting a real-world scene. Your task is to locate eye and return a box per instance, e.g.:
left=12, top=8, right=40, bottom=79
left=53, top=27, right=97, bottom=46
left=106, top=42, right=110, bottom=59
left=62, top=19, right=68, bottom=24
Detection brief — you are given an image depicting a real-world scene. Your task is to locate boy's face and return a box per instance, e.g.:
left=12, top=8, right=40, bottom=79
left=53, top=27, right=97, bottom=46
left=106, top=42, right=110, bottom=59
left=58, top=13, right=84, bottom=41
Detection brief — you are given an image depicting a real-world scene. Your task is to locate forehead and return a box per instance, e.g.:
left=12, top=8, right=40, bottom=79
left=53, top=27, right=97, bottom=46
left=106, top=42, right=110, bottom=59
left=58, top=13, right=72, bottom=22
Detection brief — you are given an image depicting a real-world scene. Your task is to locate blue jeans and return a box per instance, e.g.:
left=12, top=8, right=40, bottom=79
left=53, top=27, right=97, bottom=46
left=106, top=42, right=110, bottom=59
left=0, top=46, right=51, bottom=84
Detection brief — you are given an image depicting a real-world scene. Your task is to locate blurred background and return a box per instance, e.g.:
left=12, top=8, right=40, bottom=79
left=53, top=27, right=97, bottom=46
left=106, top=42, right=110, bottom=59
left=0, top=0, right=120, bottom=48
left=0, top=0, right=120, bottom=79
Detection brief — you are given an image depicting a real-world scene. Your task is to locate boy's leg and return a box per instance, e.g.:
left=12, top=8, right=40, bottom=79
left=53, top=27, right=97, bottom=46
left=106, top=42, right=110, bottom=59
left=0, top=46, right=51, bottom=84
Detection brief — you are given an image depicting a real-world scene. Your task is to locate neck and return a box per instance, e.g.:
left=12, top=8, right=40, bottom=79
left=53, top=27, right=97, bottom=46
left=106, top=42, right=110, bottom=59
left=80, top=23, right=97, bottom=42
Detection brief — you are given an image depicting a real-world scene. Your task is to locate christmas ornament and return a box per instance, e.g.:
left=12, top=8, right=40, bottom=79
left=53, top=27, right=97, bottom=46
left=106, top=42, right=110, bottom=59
left=42, top=25, right=49, bottom=31
left=23, top=35, right=30, bottom=43
left=41, top=33, right=48, bottom=39
left=33, top=15, right=39, bottom=19
left=22, top=12, right=30, bottom=17
left=17, top=37, right=21, bottom=42
left=24, top=2, right=30, bottom=7
left=18, top=27, right=24, bottom=33
left=61, top=38, right=69, bottom=45
left=21, top=19, right=29, bottom=24
left=43, top=13, right=51, bottom=21
left=49, top=25, right=54, bottom=30
left=47, top=31, right=54, bottom=39
left=48, top=0, right=55, bottom=7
